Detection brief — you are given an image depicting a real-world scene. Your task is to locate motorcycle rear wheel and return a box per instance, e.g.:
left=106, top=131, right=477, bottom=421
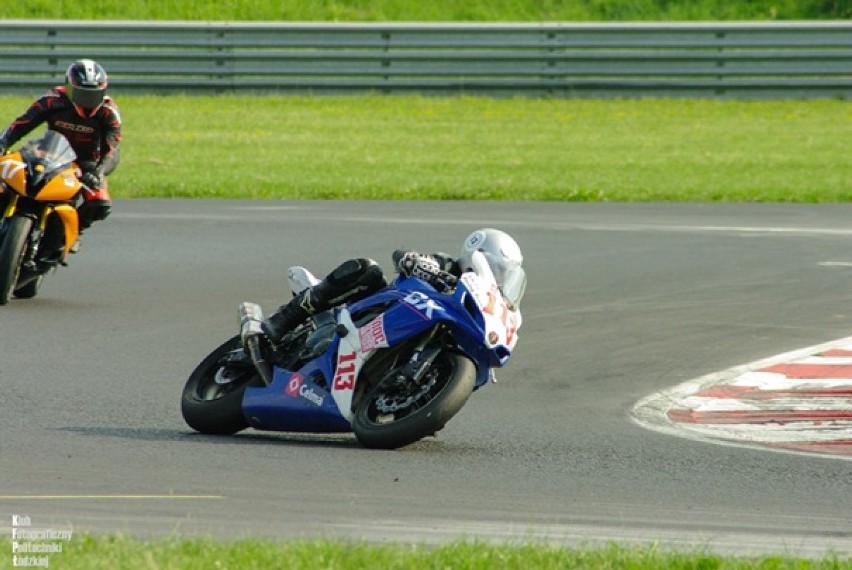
left=352, top=351, right=476, bottom=449
left=181, top=335, right=263, bottom=435
left=0, top=216, right=33, bottom=305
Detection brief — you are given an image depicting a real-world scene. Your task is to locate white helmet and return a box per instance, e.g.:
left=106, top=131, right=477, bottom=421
left=459, top=228, right=527, bottom=308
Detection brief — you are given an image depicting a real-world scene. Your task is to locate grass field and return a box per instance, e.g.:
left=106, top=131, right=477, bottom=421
left=2, top=95, right=848, bottom=203
left=1, top=0, right=848, bottom=21
left=2, top=536, right=850, bottom=570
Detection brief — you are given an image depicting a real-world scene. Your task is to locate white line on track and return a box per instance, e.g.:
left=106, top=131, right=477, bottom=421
left=115, top=209, right=852, bottom=238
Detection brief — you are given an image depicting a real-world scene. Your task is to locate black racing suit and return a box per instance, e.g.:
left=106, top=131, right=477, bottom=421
left=263, top=251, right=461, bottom=344
left=0, top=86, right=122, bottom=229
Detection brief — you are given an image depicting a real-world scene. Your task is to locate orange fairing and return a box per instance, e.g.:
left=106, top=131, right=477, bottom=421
left=0, top=154, right=80, bottom=202
left=35, top=165, right=81, bottom=201
left=0, top=152, right=27, bottom=194
left=51, top=205, right=80, bottom=257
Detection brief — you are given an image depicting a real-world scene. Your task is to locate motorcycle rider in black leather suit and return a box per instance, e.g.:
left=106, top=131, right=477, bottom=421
left=0, top=59, right=120, bottom=233
left=262, top=228, right=526, bottom=345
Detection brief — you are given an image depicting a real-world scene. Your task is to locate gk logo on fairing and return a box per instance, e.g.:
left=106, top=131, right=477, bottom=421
left=402, top=291, right=444, bottom=319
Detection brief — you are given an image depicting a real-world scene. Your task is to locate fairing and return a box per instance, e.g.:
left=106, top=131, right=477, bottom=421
left=1, top=130, right=81, bottom=202
left=242, top=270, right=519, bottom=433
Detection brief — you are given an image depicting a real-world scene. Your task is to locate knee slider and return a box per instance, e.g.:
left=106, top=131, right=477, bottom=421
left=359, top=263, right=387, bottom=292
left=326, top=258, right=379, bottom=287
left=320, top=258, right=386, bottom=307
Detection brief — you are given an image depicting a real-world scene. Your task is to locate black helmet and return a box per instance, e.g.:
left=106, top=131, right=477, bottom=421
left=65, top=59, right=108, bottom=110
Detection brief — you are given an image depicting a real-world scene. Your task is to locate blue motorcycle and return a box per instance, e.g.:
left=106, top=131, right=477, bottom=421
left=181, top=251, right=521, bottom=449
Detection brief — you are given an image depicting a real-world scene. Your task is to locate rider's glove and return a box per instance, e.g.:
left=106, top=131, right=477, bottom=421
left=397, top=252, right=457, bottom=292
left=79, top=161, right=103, bottom=189
left=0, top=141, right=7, bottom=155
left=395, top=251, right=421, bottom=276
left=430, top=270, right=458, bottom=292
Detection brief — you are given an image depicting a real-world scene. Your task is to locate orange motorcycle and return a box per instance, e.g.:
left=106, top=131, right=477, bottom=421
left=0, top=130, right=83, bottom=304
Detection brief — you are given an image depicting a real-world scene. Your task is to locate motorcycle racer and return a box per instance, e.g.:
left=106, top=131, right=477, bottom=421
left=262, top=228, right=527, bottom=345
left=0, top=59, right=121, bottom=234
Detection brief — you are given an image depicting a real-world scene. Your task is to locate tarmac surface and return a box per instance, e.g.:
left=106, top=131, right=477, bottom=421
left=1, top=200, right=850, bottom=557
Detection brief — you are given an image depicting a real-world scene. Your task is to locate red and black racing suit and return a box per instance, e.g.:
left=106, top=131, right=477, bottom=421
left=0, top=86, right=122, bottom=229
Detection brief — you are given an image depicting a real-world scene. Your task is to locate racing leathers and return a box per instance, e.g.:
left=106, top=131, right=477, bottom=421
left=262, top=250, right=461, bottom=345
left=0, top=86, right=121, bottom=229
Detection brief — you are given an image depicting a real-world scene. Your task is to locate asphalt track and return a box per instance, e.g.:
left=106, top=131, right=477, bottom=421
left=1, top=200, right=851, bottom=558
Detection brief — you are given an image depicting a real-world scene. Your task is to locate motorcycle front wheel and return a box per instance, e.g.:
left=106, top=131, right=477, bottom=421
left=352, top=351, right=476, bottom=449
left=0, top=216, right=33, bottom=305
left=181, top=335, right=263, bottom=435
left=14, top=275, right=44, bottom=299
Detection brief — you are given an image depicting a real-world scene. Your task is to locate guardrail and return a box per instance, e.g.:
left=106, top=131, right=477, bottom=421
left=1, top=20, right=850, bottom=98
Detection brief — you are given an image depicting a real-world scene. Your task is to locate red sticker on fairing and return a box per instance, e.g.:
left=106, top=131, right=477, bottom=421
left=285, top=373, right=304, bottom=397
left=333, top=351, right=357, bottom=391
left=359, top=315, right=387, bottom=352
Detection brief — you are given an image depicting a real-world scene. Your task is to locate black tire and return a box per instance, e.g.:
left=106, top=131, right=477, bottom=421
left=181, top=335, right=262, bottom=435
left=352, top=351, right=476, bottom=449
left=0, top=216, right=32, bottom=305
left=14, top=275, right=44, bottom=299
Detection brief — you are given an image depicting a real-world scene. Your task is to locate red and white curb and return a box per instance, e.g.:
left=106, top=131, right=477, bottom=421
left=632, top=337, right=852, bottom=460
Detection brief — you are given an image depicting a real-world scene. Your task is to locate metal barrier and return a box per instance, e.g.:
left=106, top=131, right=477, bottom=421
left=1, top=20, right=850, bottom=98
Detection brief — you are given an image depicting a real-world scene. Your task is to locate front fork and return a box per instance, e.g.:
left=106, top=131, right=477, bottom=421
left=397, top=325, right=444, bottom=384
left=3, top=195, right=78, bottom=269
left=2, top=192, right=15, bottom=218
left=2, top=195, right=40, bottom=271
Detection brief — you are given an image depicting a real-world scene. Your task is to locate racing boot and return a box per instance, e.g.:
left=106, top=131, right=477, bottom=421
left=262, top=258, right=387, bottom=345
left=262, top=288, right=322, bottom=345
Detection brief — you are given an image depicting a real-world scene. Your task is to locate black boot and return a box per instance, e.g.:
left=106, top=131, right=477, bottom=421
left=263, top=258, right=387, bottom=344
left=262, top=289, right=316, bottom=344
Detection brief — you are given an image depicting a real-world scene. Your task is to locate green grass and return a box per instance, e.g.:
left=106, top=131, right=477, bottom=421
left=2, top=95, right=848, bottom=202
left=2, top=537, right=850, bottom=570
left=2, top=0, right=849, bottom=20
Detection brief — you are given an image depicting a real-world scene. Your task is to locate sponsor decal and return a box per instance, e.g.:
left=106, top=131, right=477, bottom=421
left=465, top=230, right=486, bottom=249
left=54, top=121, right=95, bottom=133
left=285, top=373, right=304, bottom=397
left=333, top=351, right=357, bottom=391
left=359, top=315, right=388, bottom=352
left=284, top=372, right=324, bottom=406
left=402, top=291, right=443, bottom=319
left=298, top=384, right=324, bottom=406
left=463, top=273, right=518, bottom=347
